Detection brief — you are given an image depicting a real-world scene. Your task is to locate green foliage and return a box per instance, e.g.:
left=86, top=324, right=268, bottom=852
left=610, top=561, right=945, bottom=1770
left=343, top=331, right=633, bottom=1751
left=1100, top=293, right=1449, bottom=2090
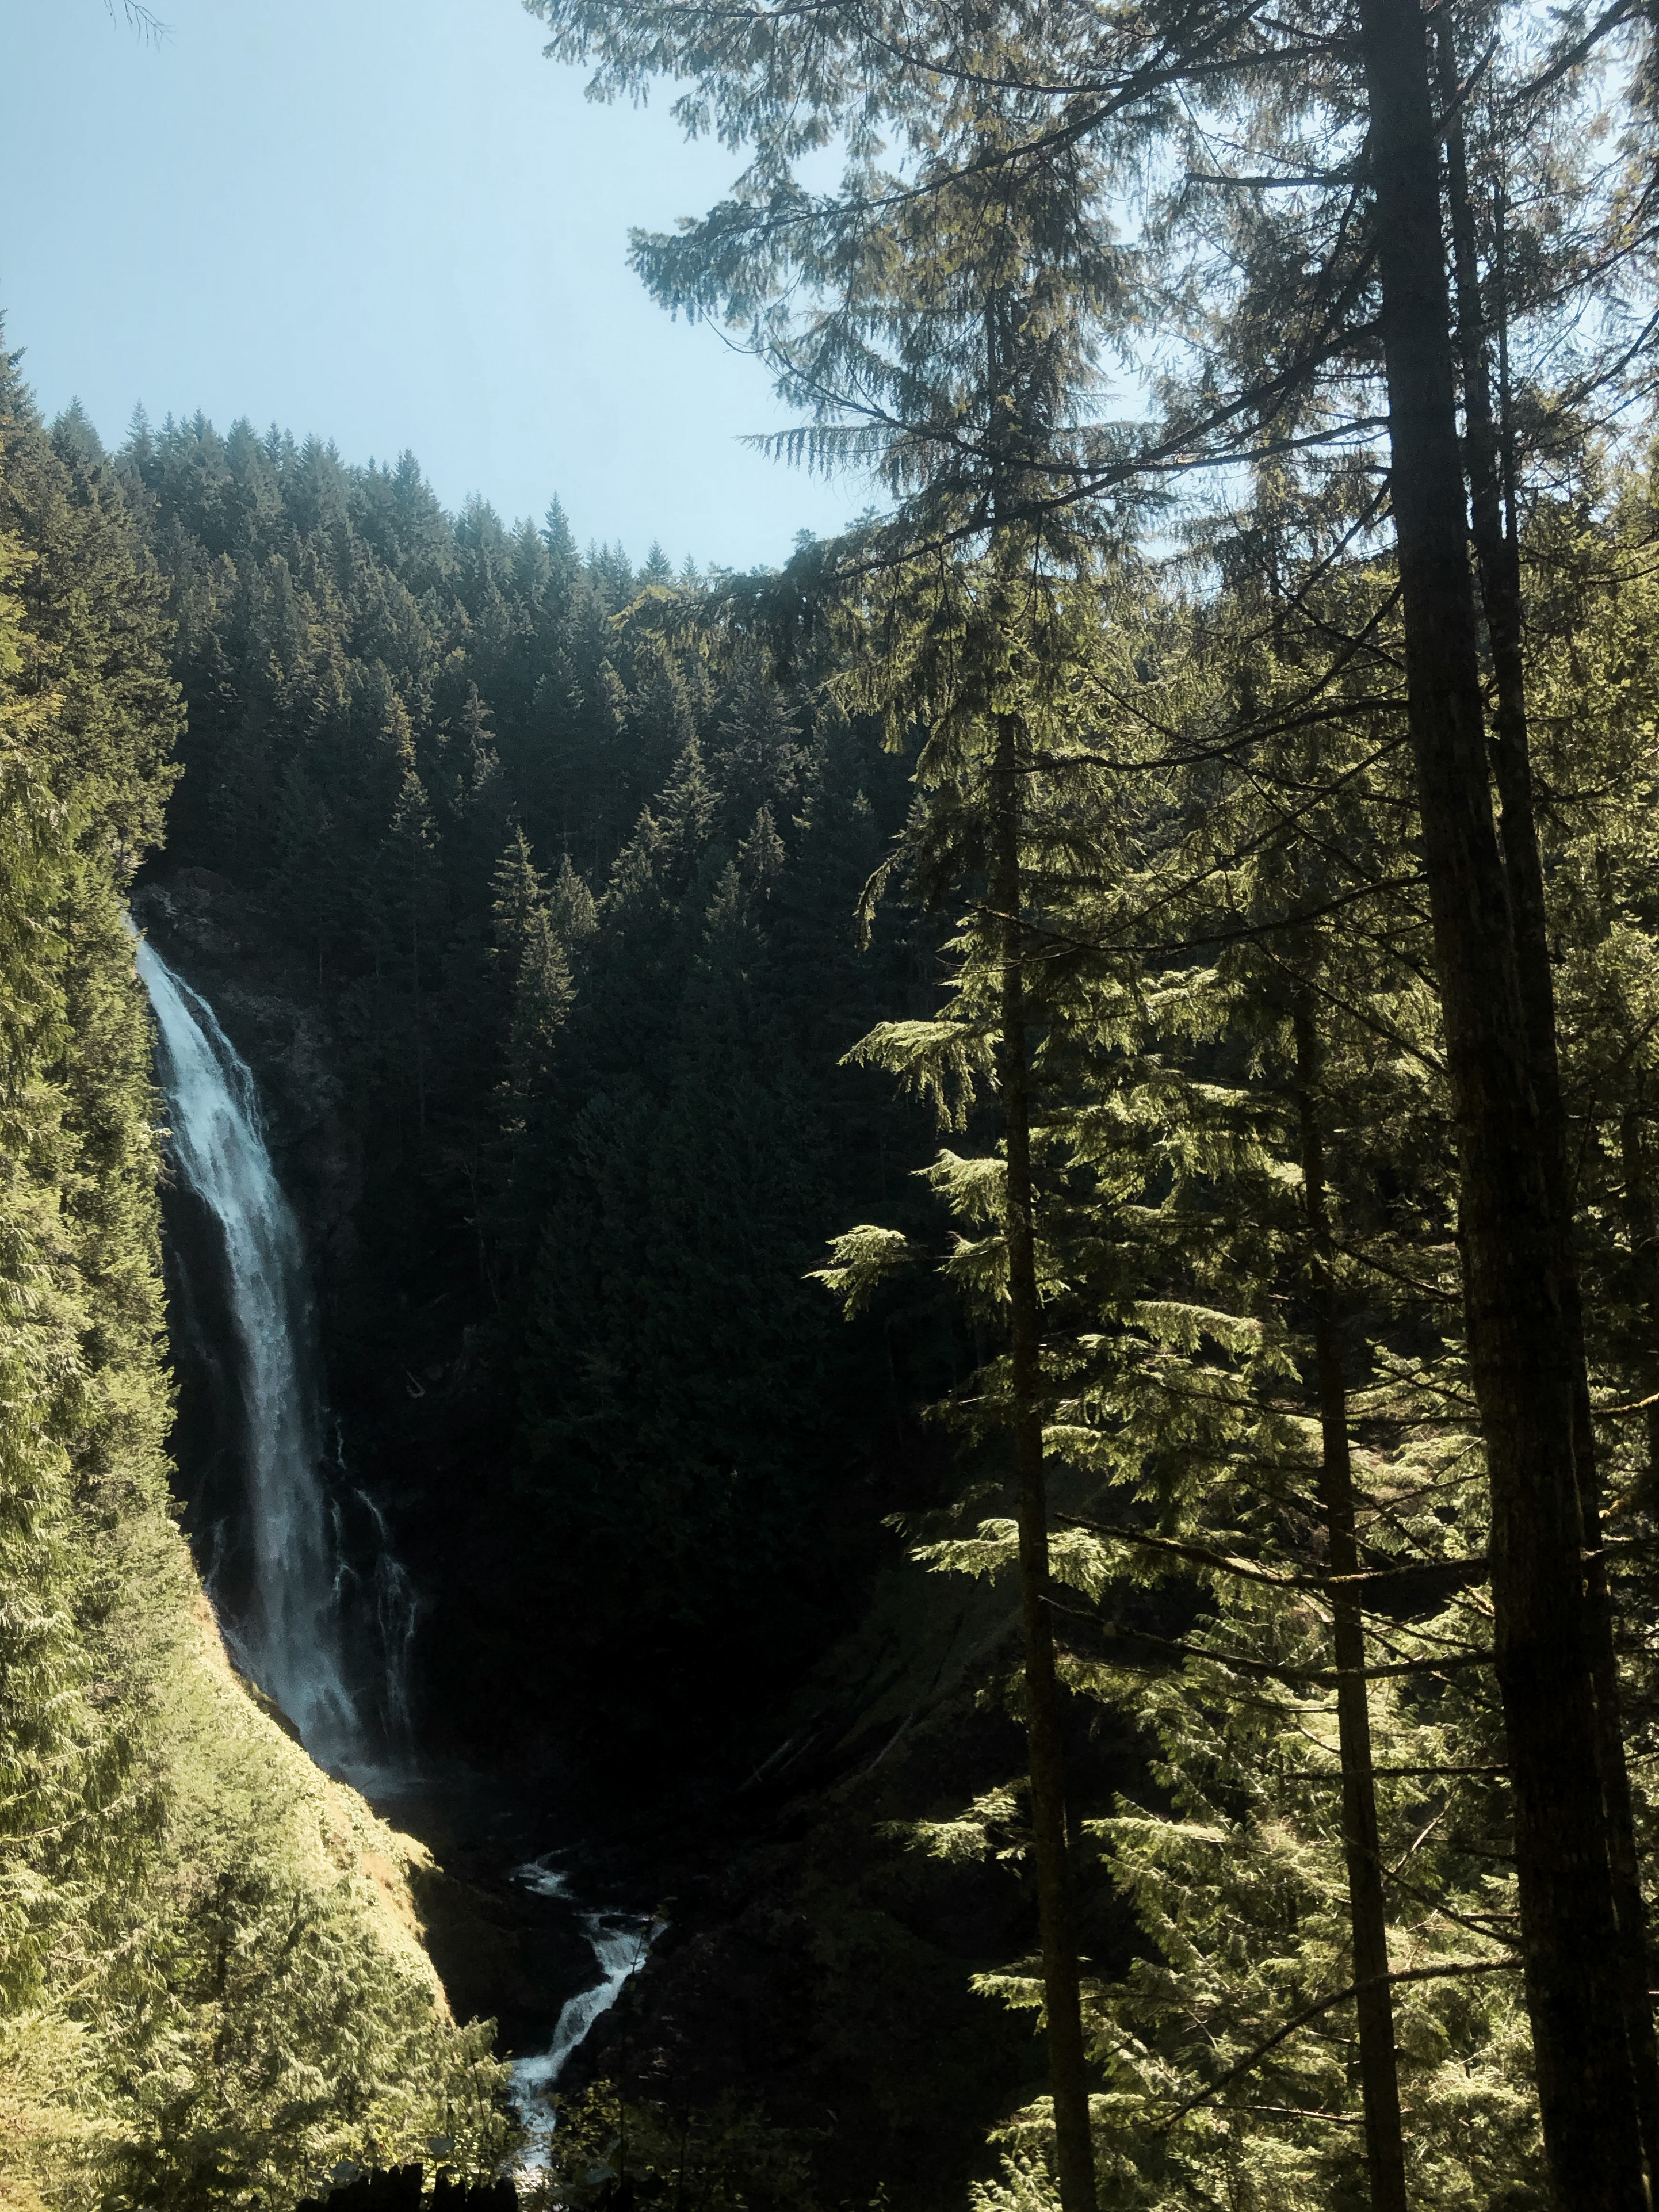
left=529, top=2083, right=820, bottom=2212
left=795, top=435, right=1575, bottom=2200
left=113, top=409, right=948, bottom=1770
left=21, top=3, right=1659, bottom=2184
left=0, top=341, right=513, bottom=2211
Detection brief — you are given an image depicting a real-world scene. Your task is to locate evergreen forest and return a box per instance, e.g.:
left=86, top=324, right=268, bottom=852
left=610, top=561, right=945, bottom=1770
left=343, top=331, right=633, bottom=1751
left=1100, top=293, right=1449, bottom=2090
left=12, top=0, right=1659, bottom=2207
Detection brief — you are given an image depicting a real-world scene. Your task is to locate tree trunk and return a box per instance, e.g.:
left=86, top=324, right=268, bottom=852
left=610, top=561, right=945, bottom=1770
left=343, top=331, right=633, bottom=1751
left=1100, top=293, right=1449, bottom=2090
left=1355, top=0, right=1645, bottom=2198
left=1621, top=1103, right=1659, bottom=1494
left=1293, top=1007, right=1408, bottom=2212
left=992, top=702, right=1099, bottom=2212
left=1438, top=48, right=1659, bottom=2188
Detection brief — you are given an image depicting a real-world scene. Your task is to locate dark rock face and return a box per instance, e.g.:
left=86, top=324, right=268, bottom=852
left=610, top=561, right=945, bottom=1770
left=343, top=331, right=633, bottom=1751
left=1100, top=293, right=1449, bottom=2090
left=156, top=1144, right=247, bottom=1590
left=134, top=872, right=405, bottom=1745
left=132, top=869, right=542, bottom=1784
left=408, top=1857, right=599, bottom=2049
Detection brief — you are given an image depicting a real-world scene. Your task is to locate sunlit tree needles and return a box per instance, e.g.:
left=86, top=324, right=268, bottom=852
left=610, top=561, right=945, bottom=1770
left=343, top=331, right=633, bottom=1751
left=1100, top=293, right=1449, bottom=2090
left=529, top=0, right=1659, bottom=2203
left=17, top=0, right=1659, bottom=2202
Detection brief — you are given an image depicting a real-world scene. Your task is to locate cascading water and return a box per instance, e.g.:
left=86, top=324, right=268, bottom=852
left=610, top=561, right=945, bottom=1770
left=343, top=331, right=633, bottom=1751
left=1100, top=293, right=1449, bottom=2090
left=510, top=1863, right=659, bottom=2167
left=136, top=933, right=412, bottom=1773
left=140, top=927, right=646, bottom=2103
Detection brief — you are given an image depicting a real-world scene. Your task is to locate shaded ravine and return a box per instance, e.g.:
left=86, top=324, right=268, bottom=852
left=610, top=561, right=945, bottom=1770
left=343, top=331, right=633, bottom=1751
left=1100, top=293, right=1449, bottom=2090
left=138, top=932, right=414, bottom=1774
left=139, top=927, right=650, bottom=2114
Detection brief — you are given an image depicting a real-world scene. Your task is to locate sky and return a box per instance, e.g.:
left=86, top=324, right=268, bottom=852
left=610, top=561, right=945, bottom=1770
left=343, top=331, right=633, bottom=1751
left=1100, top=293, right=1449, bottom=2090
left=0, top=0, right=870, bottom=571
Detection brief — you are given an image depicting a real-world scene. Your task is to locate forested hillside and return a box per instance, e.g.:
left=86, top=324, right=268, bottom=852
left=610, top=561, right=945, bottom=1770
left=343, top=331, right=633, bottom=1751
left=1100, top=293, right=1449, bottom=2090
left=17, top=0, right=1659, bottom=2199
left=114, top=409, right=951, bottom=1775
left=0, top=346, right=511, bottom=2209
left=498, top=0, right=1659, bottom=2196
left=102, top=380, right=1659, bottom=2212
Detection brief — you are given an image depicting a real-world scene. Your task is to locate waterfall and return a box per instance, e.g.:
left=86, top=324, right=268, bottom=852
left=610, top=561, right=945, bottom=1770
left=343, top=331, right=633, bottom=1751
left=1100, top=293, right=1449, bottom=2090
left=137, top=934, right=409, bottom=1773
left=509, top=1863, right=659, bottom=2169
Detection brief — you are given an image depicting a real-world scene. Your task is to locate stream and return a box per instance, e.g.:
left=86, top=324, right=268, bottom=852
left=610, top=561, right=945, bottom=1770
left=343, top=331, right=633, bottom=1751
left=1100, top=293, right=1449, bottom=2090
left=138, top=931, right=645, bottom=2134
left=508, top=1865, right=659, bottom=2167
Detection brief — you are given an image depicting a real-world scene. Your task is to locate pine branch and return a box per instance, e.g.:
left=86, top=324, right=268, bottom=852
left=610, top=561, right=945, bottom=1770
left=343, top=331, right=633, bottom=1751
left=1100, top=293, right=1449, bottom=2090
left=102, top=0, right=168, bottom=37
left=1150, top=1960, right=1522, bottom=2130
left=1054, top=1609, right=1491, bottom=1684
left=1053, top=1511, right=1488, bottom=1602
left=1283, top=1764, right=1507, bottom=1777
left=1595, top=1386, right=1659, bottom=1418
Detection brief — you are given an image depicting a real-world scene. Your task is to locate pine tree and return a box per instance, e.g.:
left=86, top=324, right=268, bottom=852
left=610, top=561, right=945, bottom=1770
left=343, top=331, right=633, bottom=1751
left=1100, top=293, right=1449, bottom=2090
left=491, top=827, right=575, bottom=1113
left=0, top=331, right=516, bottom=2207
left=525, top=0, right=1659, bottom=2191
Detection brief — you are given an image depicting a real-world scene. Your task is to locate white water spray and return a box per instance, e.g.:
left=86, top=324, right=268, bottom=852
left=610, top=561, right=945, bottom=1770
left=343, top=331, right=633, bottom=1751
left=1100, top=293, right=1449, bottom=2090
left=510, top=1864, right=659, bottom=2171
left=137, top=934, right=385, bottom=1770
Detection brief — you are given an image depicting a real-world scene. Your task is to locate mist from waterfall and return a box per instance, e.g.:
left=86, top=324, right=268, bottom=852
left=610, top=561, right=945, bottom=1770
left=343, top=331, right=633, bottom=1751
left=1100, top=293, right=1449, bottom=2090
left=137, top=934, right=412, bottom=1773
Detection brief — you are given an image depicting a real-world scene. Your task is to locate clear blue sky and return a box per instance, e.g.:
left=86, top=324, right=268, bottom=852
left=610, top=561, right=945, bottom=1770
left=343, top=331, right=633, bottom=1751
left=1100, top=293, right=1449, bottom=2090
left=0, top=0, right=866, bottom=571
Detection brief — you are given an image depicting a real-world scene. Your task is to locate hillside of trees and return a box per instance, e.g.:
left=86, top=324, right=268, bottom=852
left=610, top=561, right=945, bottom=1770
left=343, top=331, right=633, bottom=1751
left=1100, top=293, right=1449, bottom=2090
left=0, top=349, right=511, bottom=2209
left=112, top=403, right=956, bottom=1782
left=12, top=0, right=1659, bottom=2203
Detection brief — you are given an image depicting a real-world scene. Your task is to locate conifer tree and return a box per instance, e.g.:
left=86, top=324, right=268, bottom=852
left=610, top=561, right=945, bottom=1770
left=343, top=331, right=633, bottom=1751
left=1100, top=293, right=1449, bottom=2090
left=526, top=0, right=1659, bottom=2191
left=817, top=550, right=1147, bottom=2211
left=491, top=826, right=575, bottom=1111
left=0, top=334, right=516, bottom=2207
left=548, top=848, right=599, bottom=946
